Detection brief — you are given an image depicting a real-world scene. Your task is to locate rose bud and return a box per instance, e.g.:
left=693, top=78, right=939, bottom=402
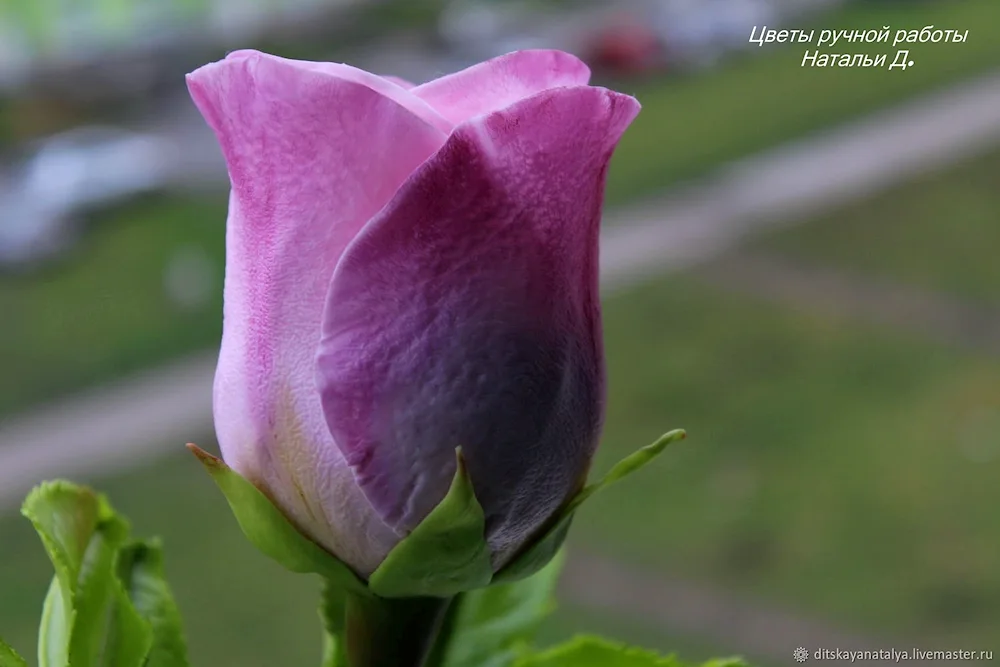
left=186, top=49, right=640, bottom=579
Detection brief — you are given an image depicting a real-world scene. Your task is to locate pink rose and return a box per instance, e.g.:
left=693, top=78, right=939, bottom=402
left=187, top=49, right=639, bottom=577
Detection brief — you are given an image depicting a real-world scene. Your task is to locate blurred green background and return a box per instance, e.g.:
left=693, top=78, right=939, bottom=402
left=1, top=0, right=998, bottom=665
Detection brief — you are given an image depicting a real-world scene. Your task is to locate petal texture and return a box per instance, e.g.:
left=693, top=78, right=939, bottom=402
left=187, top=50, right=448, bottom=575
left=317, top=85, right=640, bottom=567
left=412, top=49, right=591, bottom=125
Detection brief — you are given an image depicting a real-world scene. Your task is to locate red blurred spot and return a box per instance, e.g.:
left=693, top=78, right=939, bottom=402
left=587, top=17, right=663, bottom=76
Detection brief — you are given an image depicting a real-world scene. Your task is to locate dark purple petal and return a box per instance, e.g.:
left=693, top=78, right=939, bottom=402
left=316, top=84, right=640, bottom=566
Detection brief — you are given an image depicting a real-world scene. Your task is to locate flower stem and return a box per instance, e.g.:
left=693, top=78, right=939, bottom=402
left=344, top=593, right=453, bottom=667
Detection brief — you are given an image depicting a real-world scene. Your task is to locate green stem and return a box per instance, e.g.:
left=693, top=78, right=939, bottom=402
left=344, top=593, right=453, bottom=667
left=421, top=594, right=464, bottom=667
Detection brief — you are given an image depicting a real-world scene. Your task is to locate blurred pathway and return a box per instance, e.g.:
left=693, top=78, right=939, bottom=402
left=3, top=68, right=1000, bottom=666
left=696, top=251, right=1000, bottom=355
left=597, top=68, right=1000, bottom=291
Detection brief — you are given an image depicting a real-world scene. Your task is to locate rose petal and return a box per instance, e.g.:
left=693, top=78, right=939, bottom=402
left=225, top=49, right=451, bottom=133
left=317, top=85, right=640, bottom=566
left=187, top=50, right=448, bottom=575
left=412, top=49, right=591, bottom=125
left=381, top=74, right=417, bottom=89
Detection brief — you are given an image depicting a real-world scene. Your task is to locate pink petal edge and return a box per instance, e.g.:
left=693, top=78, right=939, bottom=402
left=413, top=49, right=592, bottom=125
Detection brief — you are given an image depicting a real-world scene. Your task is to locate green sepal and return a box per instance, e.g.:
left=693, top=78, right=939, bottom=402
left=494, top=430, right=686, bottom=584
left=186, top=444, right=369, bottom=596
left=21, top=481, right=154, bottom=667
left=369, top=448, right=493, bottom=598
left=0, top=638, right=27, bottom=667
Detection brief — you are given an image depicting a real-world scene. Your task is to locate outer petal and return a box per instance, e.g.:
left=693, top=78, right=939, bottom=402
left=224, top=49, right=452, bottom=133
left=412, top=49, right=591, bottom=125
left=187, top=50, right=448, bottom=575
left=316, top=85, right=640, bottom=567
left=381, top=74, right=416, bottom=89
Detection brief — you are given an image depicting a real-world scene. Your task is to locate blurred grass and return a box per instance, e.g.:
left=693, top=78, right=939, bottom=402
left=0, top=195, right=226, bottom=416
left=3, top=268, right=1000, bottom=660
left=573, top=274, right=1000, bottom=648
left=2, top=1, right=1000, bottom=417
left=745, top=149, right=1000, bottom=303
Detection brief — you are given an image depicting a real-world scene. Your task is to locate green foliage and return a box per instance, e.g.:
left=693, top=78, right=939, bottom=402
left=0, top=638, right=27, bottom=667
left=185, top=444, right=368, bottom=596
left=439, top=551, right=566, bottom=667
left=512, top=636, right=747, bottom=667
left=369, top=449, right=493, bottom=598
left=494, top=430, right=686, bottom=584
left=25, top=482, right=151, bottom=667
left=16, top=481, right=188, bottom=667
left=0, top=0, right=206, bottom=46
left=116, top=541, right=190, bottom=667
left=3, top=471, right=750, bottom=667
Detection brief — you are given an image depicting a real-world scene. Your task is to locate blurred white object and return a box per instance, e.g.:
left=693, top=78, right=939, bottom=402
left=648, top=0, right=779, bottom=69
left=0, top=0, right=369, bottom=95
left=0, top=126, right=173, bottom=270
left=437, top=0, right=580, bottom=63
left=438, top=0, right=528, bottom=49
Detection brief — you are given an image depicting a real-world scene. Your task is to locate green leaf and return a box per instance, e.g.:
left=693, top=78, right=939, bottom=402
left=495, top=430, right=686, bottom=584
left=22, top=482, right=103, bottom=631
left=368, top=448, right=493, bottom=598
left=0, top=638, right=27, bottom=667
left=187, top=444, right=368, bottom=595
left=21, top=481, right=153, bottom=667
left=698, top=660, right=748, bottom=667
left=513, top=637, right=748, bottom=667
left=512, top=636, right=680, bottom=666
left=38, top=575, right=71, bottom=667
left=72, top=506, right=138, bottom=667
left=23, top=482, right=108, bottom=667
left=439, top=550, right=566, bottom=667
left=102, top=581, right=155, bottom=667
left=318, top=579, right=348, bottom=667
left=116, top=540, right=191, bottom=667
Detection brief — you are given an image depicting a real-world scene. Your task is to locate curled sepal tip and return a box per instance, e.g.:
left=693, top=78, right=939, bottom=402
left=185, top=443, right=369, bottom=596
left=493, top=429, right=687, bottom=585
